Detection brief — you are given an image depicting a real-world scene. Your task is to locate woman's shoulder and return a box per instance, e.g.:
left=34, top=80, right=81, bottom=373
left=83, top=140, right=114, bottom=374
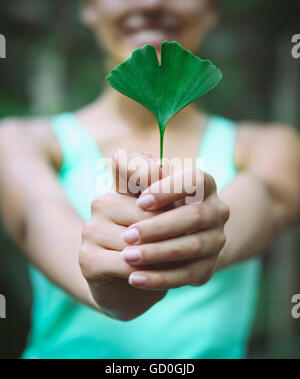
left=235, top=120, right=300, bottom=169
left=0, top=116, right=62, bottom=169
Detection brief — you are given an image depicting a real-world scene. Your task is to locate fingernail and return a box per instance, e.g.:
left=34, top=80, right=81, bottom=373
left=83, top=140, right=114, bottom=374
left=120, top=248, right=142, bottom=263
left=129, top=274, right=147, bottom=287
left=137, top=194, right=155, bottom=210
left=122, top=228, right=140, bottom=244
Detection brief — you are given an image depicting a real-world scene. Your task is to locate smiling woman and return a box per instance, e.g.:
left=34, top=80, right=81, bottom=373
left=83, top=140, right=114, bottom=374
left=82, top=0, right=218, bottom=62
left=0, top=0, right=300, bottom=360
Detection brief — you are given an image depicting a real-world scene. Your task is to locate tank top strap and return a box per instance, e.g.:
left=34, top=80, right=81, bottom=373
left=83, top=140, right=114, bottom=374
left=198, top=115, right=238, bottom=191
left=51, top=112, right=102, bottom=173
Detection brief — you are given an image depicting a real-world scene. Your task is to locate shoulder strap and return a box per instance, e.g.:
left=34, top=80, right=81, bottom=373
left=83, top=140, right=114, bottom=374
left=51, top=113, right=102, bottom=173
left=51, top=113, right=113, bottom=200
left=198, top=116, right=238, bottom=191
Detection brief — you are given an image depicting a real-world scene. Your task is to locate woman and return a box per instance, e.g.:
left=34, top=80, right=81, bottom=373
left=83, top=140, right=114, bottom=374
left=0, top=0, right=299, bottom=359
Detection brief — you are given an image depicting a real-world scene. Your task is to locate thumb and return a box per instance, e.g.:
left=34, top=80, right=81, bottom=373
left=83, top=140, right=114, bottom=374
left=113, top=149, right=169, bottom=196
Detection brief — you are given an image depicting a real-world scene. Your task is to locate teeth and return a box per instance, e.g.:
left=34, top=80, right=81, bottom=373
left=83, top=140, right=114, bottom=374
left=134, top=30, right=166, bottom=41
left=124, top=15, right=146, bottom=30
left=124, top=14, right=179, bottom=32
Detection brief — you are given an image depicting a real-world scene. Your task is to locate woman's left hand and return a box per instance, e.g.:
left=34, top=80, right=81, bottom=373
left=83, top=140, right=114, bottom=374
left=117, top=155, right=230, bottom=290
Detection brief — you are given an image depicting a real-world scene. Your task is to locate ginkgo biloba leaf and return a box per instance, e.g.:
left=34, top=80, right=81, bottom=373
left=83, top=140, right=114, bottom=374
left=106, top=41, right=222, bottom=165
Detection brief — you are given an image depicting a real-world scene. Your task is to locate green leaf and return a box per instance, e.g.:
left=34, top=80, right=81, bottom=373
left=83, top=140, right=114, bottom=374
left=106, top=41, right=222, bottom=165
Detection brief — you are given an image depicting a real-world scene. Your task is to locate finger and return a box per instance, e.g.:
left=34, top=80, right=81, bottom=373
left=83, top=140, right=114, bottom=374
left=128, top=254, right=217, bottom=290
left=122, top=198, right=223, bottom=245
left=113, top=149, right=169, bottom=196
left=136, top=169, right=216, bottom=211
left=120, top=228, right=226, bottom=266
left=79, top=245, right=137, bottom=282
left=83, top=219, right=127, bottom=251
left=141, top=151, right=155, bottom=159
left=91, top=192, right=159, bottom=227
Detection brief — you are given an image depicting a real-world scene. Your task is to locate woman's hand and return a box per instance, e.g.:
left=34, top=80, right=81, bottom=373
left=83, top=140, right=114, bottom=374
left=79, top=150, right=230, bottom=320
left=79, top=191, right=167, bottom=321
left=119, top=164, right=230, bottom=290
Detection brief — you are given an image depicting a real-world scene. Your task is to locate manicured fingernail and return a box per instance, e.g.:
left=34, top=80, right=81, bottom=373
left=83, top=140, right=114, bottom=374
left=129, top=274, right=147, bottom=287
left=120, top=248, right=142, bottom=263
left=137, top=194, right=155, bottom=210
left=122, top=228, right=140, bottom=244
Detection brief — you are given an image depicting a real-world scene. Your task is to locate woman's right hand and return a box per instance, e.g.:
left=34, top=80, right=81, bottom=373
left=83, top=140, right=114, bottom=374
left=79, top=191, right=167, bottom=321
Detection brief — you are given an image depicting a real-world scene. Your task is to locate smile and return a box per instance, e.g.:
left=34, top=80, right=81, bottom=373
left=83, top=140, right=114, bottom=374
left=122, top=14, right=183, bottom=49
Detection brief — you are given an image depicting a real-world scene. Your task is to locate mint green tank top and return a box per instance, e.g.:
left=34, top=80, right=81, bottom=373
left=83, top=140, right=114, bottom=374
left=23, top=113, right=261, bottom=359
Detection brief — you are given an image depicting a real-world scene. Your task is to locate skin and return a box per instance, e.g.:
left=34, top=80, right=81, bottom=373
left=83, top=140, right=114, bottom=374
left=0, top=0, right=300, bottom=322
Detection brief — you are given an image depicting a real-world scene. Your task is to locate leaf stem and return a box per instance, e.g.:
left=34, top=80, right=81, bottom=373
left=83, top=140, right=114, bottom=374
left=159, top=128, right=165, bottom=168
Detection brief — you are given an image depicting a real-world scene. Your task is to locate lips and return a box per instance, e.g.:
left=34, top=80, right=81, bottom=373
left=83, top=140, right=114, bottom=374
left=123, top=14, right=182, bottom=49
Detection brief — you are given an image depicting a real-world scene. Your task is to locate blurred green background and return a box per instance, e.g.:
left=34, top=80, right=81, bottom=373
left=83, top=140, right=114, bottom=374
left=0, top=0, right=300, bottom=359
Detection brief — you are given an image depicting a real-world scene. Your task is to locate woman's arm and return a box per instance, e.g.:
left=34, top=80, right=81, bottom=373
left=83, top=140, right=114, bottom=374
left=116, top=126, right=300, bottom=290
left=217, top=125, right=300, bottom=269
left=0, top=119, right=97, bottom=308
left=0, top=121, right=165, bottom=320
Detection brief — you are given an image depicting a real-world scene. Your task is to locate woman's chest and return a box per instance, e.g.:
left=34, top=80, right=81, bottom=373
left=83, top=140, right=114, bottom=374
left=98, top=126, right=204, bottom=167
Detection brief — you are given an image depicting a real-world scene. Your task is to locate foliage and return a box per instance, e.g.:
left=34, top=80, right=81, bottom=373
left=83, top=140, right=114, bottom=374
left=107, top=41, right=222, bottom=164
